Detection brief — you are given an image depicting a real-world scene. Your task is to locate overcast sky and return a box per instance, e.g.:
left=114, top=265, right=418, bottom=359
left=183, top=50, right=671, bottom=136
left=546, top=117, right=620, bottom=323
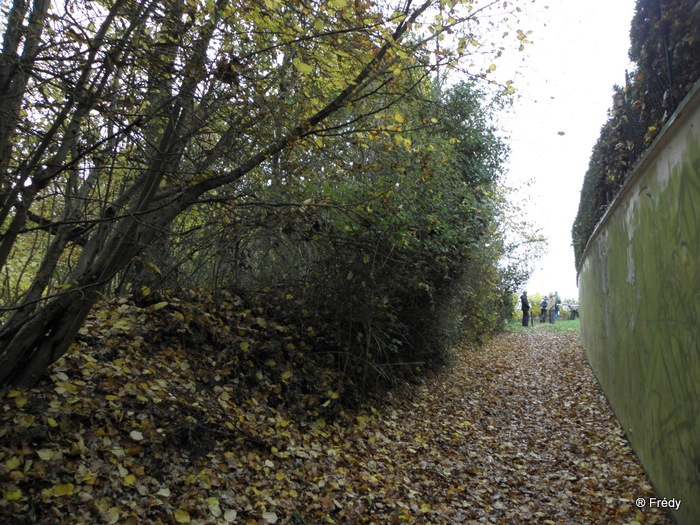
left=496, top=0, right=637, bottom=300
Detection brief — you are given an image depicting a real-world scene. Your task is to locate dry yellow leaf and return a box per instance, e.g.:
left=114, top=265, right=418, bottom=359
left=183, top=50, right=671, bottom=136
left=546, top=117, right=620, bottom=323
left=53, top=483, right=75, bottom=496
left=104, top=507, right=121, bottom=524
left=3, top=489, right=22, bottom=501
left=262, top=511, right=278, bottom=523
left=5, top=456, right=21, bottom=470
left=37, top=449, right=53, bottom=461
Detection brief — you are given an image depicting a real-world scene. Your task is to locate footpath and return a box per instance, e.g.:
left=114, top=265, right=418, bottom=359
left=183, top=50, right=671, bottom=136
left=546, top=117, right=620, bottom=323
left=414, top=328, right=673, bottom=524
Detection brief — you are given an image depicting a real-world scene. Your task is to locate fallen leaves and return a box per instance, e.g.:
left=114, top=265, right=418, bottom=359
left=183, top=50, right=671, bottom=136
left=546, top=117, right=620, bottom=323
left=0, top=292, right=674, bottom=524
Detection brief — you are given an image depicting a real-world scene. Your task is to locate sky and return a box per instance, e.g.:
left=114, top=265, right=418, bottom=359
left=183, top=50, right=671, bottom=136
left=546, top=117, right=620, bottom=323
left=495, top=0, right=638, bottom=300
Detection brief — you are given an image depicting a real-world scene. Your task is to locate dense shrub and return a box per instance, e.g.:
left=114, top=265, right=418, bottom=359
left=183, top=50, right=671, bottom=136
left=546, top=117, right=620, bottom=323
left=136, top=80, right=519, bottom=388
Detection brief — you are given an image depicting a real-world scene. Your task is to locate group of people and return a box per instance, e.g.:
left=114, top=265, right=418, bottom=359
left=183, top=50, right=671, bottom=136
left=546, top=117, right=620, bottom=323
left=519, top=291, right=562, bottom=326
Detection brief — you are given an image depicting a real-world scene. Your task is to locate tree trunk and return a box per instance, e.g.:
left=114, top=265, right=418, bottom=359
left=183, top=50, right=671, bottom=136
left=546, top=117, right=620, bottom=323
left=0, top=291, right=98, bottom=387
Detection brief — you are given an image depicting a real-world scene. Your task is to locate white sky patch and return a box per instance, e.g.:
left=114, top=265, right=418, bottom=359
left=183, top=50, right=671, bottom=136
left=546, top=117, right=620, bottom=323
left=495, top=0, right=637, bottom=300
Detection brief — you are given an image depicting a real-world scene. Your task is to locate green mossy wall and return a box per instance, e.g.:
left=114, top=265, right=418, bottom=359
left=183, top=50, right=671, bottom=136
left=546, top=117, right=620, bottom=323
left=578, top=84, right=700, bottom=525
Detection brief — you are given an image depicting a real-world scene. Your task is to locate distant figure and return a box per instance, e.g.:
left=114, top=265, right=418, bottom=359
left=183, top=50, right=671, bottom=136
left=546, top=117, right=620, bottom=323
left=548, top=292, right=556, bottom=324
left=539, top=297, right=548, bottom=323
left=520, top=291, right=530, bottom=327
left=570, top=303, right=579, bottom=320
left=554, top=291, right=561, bottom=320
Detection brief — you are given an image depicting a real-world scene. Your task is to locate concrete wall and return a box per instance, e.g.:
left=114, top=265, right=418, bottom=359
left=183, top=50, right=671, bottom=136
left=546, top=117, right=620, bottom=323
left=577, top=83, right=700, bottom=525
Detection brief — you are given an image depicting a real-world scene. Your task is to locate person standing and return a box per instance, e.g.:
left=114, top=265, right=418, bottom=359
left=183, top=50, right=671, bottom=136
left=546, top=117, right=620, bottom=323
left=570, top=303, right=579, bottom=319
left=520, top=291, right=530, bottom=327
left=554, top=291, right=561, bottom=320
left=540, top=296, right=548, bottom=323
left=548, top=292, right=556, bottom=324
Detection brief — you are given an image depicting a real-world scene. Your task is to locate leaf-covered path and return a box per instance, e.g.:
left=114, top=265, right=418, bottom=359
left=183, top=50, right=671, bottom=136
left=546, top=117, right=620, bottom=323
left=402, top=329, right=672, bottom=524
left=1, top=322, right=673, bottom=524
left=319, top=328, right=673, bottom=525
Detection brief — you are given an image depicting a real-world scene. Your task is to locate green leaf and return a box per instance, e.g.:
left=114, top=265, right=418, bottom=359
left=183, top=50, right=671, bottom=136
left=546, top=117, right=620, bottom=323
left=294, top=60, right=313, bottom=74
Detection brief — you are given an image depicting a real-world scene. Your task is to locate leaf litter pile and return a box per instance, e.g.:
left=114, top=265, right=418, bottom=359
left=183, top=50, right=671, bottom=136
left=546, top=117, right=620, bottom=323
left=1, top=292, right=672, bottom=524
